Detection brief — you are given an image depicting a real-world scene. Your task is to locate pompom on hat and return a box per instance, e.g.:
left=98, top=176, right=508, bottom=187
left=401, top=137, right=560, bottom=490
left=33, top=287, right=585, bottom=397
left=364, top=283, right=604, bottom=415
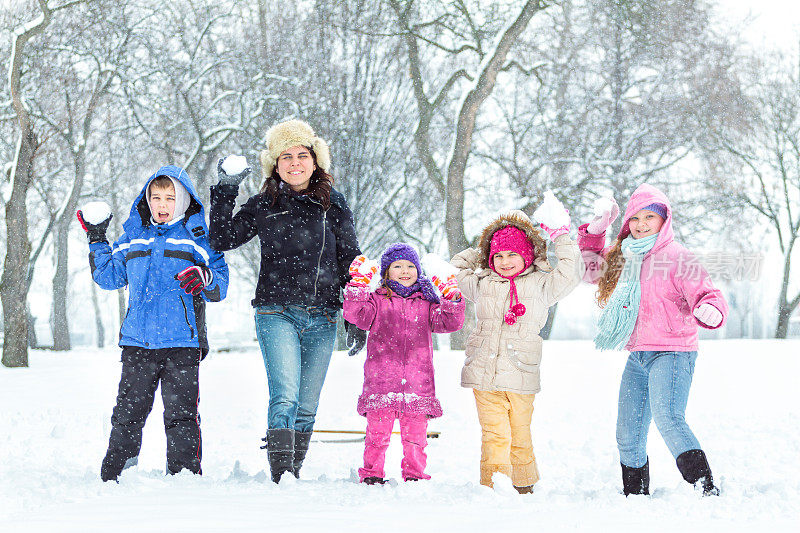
left=260, top=119, right=331, bottom=180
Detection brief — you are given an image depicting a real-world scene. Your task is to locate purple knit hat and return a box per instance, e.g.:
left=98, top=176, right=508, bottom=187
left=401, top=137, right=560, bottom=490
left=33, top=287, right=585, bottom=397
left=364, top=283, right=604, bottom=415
left=642, top=202, right=667, bottom=219
left=380, top=243, right=423, bottom=278
left=379, top=243, right=439, bottom=303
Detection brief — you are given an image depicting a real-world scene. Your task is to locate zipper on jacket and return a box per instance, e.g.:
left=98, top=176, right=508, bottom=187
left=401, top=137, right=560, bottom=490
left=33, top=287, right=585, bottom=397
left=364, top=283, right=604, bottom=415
left=179, top=296, right=195, bottom=339
left=313, top=209, right=328, bottom=298
left=265, top=210, right=289, bottom=220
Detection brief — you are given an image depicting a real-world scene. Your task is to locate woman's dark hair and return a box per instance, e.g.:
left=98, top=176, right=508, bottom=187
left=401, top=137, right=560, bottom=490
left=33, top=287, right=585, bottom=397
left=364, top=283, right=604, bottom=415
left=261, top=146, right=333, bottom=210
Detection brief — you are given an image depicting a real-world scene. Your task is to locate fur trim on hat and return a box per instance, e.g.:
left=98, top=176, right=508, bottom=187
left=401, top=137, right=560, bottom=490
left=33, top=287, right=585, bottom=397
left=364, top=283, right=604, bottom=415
left=478, top=210, right=551, bottom=272
left=260, top=119, right=331, bottom=180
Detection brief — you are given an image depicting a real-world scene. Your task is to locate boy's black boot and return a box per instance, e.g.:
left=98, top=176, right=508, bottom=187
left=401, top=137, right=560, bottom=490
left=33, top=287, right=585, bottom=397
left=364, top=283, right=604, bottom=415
left=676, top=449, right=719, bottom=496
left=292, top=431, right=312, bottom=478
left=100, top=455, right=138, bottom=482
left=265, top=428, right=295, bottom=484
left=621, top=459, right=650, bottom=496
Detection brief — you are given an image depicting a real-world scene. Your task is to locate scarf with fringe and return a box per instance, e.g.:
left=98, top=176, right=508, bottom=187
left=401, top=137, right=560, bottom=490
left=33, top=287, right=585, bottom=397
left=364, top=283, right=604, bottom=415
left=594, top=234, right=658, bottom=351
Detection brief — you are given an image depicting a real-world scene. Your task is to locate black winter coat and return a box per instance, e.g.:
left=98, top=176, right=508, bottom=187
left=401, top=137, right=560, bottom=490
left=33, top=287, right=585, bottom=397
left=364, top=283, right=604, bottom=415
left=209, top=182, right=361, bottom=309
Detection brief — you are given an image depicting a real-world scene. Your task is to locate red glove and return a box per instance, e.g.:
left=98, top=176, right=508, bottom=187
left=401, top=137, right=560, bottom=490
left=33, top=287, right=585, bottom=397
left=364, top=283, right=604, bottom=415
left=176, top=265, right=212, bottom=296
left=432, top=274, right=462, bottom=301
left=348, top=255, right=377, bottom=287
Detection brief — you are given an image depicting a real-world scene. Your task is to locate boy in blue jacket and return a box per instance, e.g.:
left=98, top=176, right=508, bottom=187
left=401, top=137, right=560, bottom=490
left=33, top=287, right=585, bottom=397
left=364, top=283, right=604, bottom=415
left=77, top=165, right=228, bottom=482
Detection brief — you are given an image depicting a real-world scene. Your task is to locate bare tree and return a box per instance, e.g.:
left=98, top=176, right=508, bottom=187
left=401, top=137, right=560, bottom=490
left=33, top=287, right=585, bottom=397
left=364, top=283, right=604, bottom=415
left=384, top=0, right=549, bottom=347
left=28, top=1, right=131, bottom=349
left=2, top=0, right=86, bottom=368
left=703, top=53, right=800, bottom=338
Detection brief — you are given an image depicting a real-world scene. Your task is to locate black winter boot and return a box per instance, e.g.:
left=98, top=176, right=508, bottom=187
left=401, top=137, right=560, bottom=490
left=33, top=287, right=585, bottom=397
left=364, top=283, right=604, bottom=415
left=265, top=428, right=295, bottom=483
left=293, top=431, right=312, bottom=478
left=100, top=454, right=138, bottom=482
left=621, top=459, right=650, bottom=496
left=676, top=449, right=719, bottom=496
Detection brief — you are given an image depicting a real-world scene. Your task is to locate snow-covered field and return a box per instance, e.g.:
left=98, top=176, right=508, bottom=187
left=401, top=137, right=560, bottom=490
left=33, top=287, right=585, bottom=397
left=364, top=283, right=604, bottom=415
left=1, top=339, right=798, bottom=532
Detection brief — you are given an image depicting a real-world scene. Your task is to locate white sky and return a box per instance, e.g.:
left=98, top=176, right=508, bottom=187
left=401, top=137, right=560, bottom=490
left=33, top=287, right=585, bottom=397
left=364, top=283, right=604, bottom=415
left=718, top=0, right=800, bottom=52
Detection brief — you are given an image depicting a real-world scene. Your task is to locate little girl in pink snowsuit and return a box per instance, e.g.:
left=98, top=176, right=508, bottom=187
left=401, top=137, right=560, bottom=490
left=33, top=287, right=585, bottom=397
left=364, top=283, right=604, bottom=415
left=343, top=243, right=465, bottom=484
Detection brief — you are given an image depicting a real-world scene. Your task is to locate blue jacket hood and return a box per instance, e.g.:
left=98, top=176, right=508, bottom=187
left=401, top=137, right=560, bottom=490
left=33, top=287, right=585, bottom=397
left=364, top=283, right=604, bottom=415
left=123, top=165, right=207, bottom=238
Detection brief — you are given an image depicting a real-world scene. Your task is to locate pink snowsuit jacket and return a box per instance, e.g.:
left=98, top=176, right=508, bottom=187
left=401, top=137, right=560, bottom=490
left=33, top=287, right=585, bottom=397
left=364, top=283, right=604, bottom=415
left=343, top=285, right=466, bottom=418
left=578, top=183, right=728, bottom=352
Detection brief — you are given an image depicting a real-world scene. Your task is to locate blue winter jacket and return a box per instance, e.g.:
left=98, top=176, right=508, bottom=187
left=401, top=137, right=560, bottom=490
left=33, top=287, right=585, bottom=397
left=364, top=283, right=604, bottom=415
left=89, top=165, right=229, bottom=357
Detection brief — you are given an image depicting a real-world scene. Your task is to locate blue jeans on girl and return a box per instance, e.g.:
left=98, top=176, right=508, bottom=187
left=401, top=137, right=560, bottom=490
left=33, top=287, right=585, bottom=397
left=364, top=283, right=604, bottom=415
left=616, top=350, right=702, bottom=468
left=254, top=304, right=338, bottom=432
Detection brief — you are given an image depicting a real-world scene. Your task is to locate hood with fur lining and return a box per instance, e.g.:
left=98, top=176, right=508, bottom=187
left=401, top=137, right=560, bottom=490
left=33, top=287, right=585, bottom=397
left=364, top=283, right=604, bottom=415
left=478, top=210, right=551, bottom=273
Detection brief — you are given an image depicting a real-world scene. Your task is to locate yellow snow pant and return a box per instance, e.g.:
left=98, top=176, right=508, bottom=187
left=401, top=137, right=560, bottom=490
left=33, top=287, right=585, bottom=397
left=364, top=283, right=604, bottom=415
left=473, top=389, right=539, bottom=488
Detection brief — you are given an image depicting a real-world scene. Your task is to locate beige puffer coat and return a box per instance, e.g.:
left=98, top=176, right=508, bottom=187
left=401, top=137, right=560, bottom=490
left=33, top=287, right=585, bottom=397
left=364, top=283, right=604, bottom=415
left=451, top=211, right=581, bottom=394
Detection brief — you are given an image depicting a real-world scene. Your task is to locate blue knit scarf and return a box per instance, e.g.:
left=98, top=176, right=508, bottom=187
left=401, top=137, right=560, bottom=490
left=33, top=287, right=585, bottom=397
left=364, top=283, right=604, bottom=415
left=594, top=233, right=658, bottom=351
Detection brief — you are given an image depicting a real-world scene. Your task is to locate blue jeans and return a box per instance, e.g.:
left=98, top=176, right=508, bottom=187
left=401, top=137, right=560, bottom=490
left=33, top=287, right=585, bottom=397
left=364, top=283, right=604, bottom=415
left=254, top=305, right=338, bottom=432
left=616, top=351, right=702, bottom=468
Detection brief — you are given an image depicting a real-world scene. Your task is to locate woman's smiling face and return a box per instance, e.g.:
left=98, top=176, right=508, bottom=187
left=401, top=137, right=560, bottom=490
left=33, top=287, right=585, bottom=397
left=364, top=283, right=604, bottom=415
left=276, top=145, right=316, bottom=191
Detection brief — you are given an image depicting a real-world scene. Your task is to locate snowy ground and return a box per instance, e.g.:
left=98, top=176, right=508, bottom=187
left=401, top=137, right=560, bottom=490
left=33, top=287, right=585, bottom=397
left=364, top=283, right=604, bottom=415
left=1, top=339, right=798, bottom=532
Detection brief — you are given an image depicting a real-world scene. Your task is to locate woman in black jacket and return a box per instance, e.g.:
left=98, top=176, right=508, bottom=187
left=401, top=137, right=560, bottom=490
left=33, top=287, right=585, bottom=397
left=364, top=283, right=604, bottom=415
left=209, top=119, right=363, bottom=483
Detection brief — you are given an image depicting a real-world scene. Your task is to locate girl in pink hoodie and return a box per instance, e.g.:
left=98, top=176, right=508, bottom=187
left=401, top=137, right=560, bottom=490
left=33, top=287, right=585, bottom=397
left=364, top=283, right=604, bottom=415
left=579, top=183, right=728, bottom=497
left=343, top=243, right=465, bottom=484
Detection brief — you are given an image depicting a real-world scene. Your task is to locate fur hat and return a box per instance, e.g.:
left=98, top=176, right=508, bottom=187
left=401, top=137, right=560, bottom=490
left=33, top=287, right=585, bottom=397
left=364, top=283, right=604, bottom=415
left=260, top=119, right=331, bottom=180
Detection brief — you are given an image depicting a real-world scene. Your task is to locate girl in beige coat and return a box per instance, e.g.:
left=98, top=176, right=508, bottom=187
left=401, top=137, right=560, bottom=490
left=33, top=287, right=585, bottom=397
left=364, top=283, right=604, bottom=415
left=451, top=209, right=581, bottom=493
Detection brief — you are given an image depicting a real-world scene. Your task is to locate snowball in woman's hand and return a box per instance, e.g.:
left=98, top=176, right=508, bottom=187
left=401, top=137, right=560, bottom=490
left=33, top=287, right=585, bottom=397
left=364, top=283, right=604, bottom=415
left=222, top=155, right=249, bottom=176
left=533, top=190, right=569, bottom=227
left=594, top=196, right=616, bottom=217
left=81, top=201, right=111, bottom=224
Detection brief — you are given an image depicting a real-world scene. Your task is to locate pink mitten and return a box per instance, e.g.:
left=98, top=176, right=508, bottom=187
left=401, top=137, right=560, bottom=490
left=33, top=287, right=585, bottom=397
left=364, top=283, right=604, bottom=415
left=348, top=255, right=376, bottom=287
left=587, top=199, right=620, bottom=234
left=693, top=303, right=722, bottom=327
left=540, top=222, right=570, bottom=241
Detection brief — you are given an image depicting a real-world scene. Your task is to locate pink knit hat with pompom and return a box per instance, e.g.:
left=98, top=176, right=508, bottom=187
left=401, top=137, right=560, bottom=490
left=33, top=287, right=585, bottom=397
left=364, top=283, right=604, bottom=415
left=489, top=226, right=534, bottom=271
left=489, top=225, right=534, bottom=325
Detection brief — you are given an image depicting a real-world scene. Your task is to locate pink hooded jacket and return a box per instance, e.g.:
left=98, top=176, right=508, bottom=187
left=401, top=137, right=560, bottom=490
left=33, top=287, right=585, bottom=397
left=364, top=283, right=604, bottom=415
left=578, top=183, right=728, bottom=352
left=343, top=285, right=465, bottom=418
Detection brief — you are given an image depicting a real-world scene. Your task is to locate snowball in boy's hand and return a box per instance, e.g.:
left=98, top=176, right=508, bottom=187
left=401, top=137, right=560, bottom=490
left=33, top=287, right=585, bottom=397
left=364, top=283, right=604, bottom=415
left=533, top=190, right=570, bottom=228
left=221, top=155, right=249, bottom=176
left=80, top=201, right=111, bottom=224
left=594, top=196, right=616, bottom=217
left=421, top=253, right=456, bottom=279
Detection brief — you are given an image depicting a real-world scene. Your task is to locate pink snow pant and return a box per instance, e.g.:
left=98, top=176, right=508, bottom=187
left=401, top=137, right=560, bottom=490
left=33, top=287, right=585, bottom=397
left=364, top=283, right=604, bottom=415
left=359, top=408, right=430, bottom=482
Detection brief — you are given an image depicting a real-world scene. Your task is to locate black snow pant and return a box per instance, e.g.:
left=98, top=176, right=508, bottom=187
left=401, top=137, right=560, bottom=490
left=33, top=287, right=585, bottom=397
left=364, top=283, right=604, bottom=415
left=101, top=346, right=202, bottom=481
